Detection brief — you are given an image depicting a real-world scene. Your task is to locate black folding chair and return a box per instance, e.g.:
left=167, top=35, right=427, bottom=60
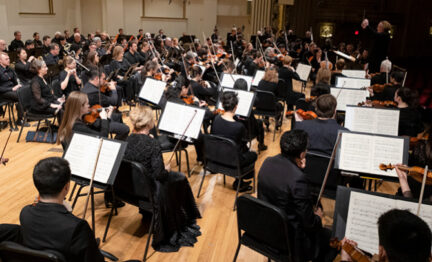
left=0, top=241, right=66, bottom=262
left=0, top=100, right=17, bottom=131
left=197, top=134, right=255, bottom=210
left=233, top=195, right=292, bottom=262
left=254, top=90, right=282, bottom=141
left=16, top=86, right=56, bottom=142
left=102, top=160, right=156, bottom=262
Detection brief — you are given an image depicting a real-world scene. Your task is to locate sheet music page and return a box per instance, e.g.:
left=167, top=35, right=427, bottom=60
left=93, top=139, right=121, bottom=183
left=64, top=133, right=100, bottom=180
left=396, top=200, right=432, bottom=233
left=345, top=106, right=399, bottom=136
left=296, top=63, right=312, bottom=82
left=345, top=192, right=396, bottom=255
left=336, top=77, right=371, bottom=89
left=221, top=74, right=253, bottom=91
left=341, top=70, right=366, bottom=79
left=338, top=132, right=405, bottom=176
left=158, top=102, right=206, bottom=139
left=330, top=88, right=369, bottom=111
left=138, top=78, right=166, bottom=105
left=252, top=70, right=265, bottom=86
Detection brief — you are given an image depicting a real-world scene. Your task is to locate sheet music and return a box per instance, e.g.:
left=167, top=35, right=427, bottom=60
left=138, top=78, right=166, bottom=105
left=338, top=132, right=405, bottom=177
left=220, top=73, right=253, bottom=91
left=345, top=192, right=432, bottom=255
left=341, top=70, right=366, bottom=79
left=330, top=88, right=369, bottom=111
left=217, top=89, right=255, bottom=117
left=336, top=77, right=370, bottom=89
left=252, top=70, right=265, bottom=86
left=64, top=133, right=122, bottom=184
left=296, top=63, right=312, bottom=82
left=158, top=102, right=206, bottom=139
left=345, top=106, right=400, bottom=136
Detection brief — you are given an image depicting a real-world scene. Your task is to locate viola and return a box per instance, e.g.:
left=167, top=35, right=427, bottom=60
left=330, top=238, right=373, bottom=262
left=83, top=104, right=103, bottom=124
left=357, top=100, right=397, bottom=108
left=379, top=164, right=432, bottom=185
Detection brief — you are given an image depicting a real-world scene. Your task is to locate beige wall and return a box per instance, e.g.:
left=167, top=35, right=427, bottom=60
left=0, top=0, right=248, bottom=43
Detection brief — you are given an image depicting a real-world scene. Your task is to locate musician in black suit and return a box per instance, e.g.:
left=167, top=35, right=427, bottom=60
left=9, top=31, right=24, bottom=52
left=43, top=43, right=60, bottom=66
left=20, top=157, right=105, bottom=262
left=258, top=129, right=337, bottom=262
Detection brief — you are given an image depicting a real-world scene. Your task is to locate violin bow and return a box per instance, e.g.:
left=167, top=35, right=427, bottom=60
left=315, top=133, right=342, bottom=210
left=165, top=110, right=198, bottom=165
left=82, top=138, right=104, bottom=219
left=416, top=165, right=429, bottom=216
left=0, top=129, right=12, bottom=163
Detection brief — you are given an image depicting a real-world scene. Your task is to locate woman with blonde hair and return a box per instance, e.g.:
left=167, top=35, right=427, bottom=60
left=311, top=67, right=332, bottom=97
left=257, top=67, right=284, bottom=129
left=123, top=106, right=201, bottom=252
left=59, top=56, right=82, bottom=97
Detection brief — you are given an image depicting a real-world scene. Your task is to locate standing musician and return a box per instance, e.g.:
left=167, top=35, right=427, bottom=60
left=258, top=129, right=337, bottom=262
left=81, top=70, right=129, bottom=140
left=361, top=19, right=391, bottom=73
left=59, top=56, right=82, bottom=98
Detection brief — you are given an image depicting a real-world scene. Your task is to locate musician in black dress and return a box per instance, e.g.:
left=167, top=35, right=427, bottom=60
left=361, top=19, right=391, bottom=73
left=211, top=91, right=257, bottom=192
left=124, top=106, right=201, bottom=252
left=29, top=59, right=64, bottom=117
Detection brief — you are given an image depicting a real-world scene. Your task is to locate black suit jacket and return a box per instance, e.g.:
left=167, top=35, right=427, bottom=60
left=258, top=154, right=321, bottom=262
left=20, top=202, right=104, bottom=262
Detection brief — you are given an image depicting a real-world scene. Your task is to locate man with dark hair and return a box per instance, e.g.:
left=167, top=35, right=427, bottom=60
left=295, top=94, right=348, bottom=156
left=42, top=35, right=51, bottom=55
left=43, top=43, right=60, bottom=66
left=9, top=31, right=24, bottom=51
left=33, top=32, right=42, bottom=47
left=258, top=130, right=336, bottom=262
left=20, top=157, right=105, bottom=262
left=124, top=42, right=145, bottom=67
left=342, top=209, right=431, bottom=262
left=369, top=71, right=403, bottom=102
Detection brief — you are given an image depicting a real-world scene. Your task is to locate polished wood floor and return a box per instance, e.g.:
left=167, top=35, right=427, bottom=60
left=0, top=81, right=399, bottom=261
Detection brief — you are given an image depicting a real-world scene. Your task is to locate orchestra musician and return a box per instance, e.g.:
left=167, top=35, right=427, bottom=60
left=43, top=43, right=60, bottom=66
left=9, top=31, right=24, bottom=52
left=361, top=19, right=391, bottom=73
left=330, top=59, right=346, bottom=85
left=14, top=47, right=36, bottom=85
left=189, top=66, right=217, bottom=103
left=33, top=32, right=43, bottom=48
left=369, top=58, right=392, bottom=85
left=59, top=56, right=82, bottom=98
left=109, top=46, right=138, bottom=105
left=278, top=55, right=305, bottom=110
left=258, top=129, right=337, bottom=262
left=369, top=71, right=403, bottom=102
left=394, top=87, right=423, bottom=137
left=42, top=35, right=51, bottom=55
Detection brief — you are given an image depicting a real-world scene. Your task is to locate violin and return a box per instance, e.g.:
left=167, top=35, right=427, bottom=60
left=286, top=109, right=317, bottom=120
left=410, top=132, right=429, bottom=147
left=154, top=72, right=162, bottom=81
left=357, top=100, right=397, bottom=108
left=213, top=108, right=225, bottom=115
left=305, top=96, right=317, bottom=103
left=330, top=238, right=373, bottom=262
left=368, top=83, right=394, bottom=93
left=181, top=95, right=195, bottom=105
left=83, top=104, right=103, bottom=124
left=379, top=164, right=432, bottom=185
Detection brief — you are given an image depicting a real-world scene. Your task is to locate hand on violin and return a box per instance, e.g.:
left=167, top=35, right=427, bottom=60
left=340, top=238, right=358, bottom=261
left=99, top=108, right=108, bottom=120
left=395, top=164, right=411, bottom=194
left=199, top=100, right=207, bottom=107
left=50, top=103, right=62, bottom=109
left=57, top=95, right=66, bottom=103
left=12, top=84, right=22, bottom=91
left=106, top=106, right=114, bottom=119
left=108, top=81, right=116, bottom=91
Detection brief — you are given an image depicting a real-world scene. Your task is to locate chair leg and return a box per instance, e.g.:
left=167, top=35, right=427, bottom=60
left=223, top=175, right=226, bottom=185
left=233, top=175, right=242, bottom=211
left=197, top=165, right=207, bottom=198
left=102, top=206, right=115, bottom=242
left=68, top=183, right=78, bottom=201
left=178, top=149, right=182, bottom=172
left=16, top=115, right=27, bottom=142
left=183, top=149, right=190, bottom=177
left=272, top=120, right=276, bottom=142
left=72, top=185, right=85, bottom=209
left=35, top=120, right=41, bottom=132
left=233, top=243, right=241, bottom=262
left=143, top=214, right=155, bottom=262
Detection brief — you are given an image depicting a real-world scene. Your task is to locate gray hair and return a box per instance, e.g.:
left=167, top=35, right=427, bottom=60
left=380, top=58, right=392, bottom=73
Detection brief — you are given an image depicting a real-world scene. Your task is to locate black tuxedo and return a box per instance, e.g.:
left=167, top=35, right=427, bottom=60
left=20, top=202, right=104, bottom=262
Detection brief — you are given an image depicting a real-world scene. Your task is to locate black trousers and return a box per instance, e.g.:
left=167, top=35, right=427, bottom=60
left=0, top=90, right=23, bottom=120
left=109, top=112, right=130, bottom=140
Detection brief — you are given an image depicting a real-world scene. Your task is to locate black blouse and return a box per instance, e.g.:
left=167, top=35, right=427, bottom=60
left=30, top=75, right=57, bottom=112
left=15, top=60, right=34, bottom=84
left=59, top=70, right=81, bottom=97
left=109, top=59, right=131, bottom=77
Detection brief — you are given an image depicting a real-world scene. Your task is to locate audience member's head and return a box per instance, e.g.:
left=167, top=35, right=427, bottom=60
left=378, top=209, right=431, bottom=262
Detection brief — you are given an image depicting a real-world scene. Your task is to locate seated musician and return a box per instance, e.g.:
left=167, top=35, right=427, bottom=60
left=311, top=68, right=332, bottom=97
left=394, top=87, right=423, bottom=137
left=9, top=31, right=24, bottom=52
left=19, top=157, right=105, bottom=262
left=29, top=59, right=63, bottom=118
left=109, top=46, right=137, bottom=105
left=369, top=58, right=392, bottom=85
left=41, top=35, right=51, bottom=55
left=310, top=48, right=323, bottom=79
left=243, top=49, right=264, bottom=77
left=124, top=41, right=145, bottom=67
left=81, top=70, right=129, bottom=140
left=277, top=55, right=305, bottom=110
left=341, top=209, right=431, bottom=262
left=189, top=66, right=217, bottom=103
left=59, top=56, right=82, bottom=98
left=295, top=94, right=348, bottom=156
left=211, top=91, right=257, bottom=192
left=257, top=67, right=284, bottom=129
left=330, top=59, right=346, bottom=85
left=233, top=78, right=267, bottom=152
left=0, top=52, right=24, bottom=125
left=123, top=106, right=201, bottom=252
left=369, top=71, right=403, bottom=102
left=258, top=129, right=337, bottom=262
left=43, top=43, right=60, bottom=66
left=15, top=47, right=36, bottom=84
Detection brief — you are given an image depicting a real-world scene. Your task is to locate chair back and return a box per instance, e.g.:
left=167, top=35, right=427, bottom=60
left=0, top=241, right=66, bottom=262
left=113, top=160, right=156, bottom=205
left=51, top=79, right=63, bottom=98
left=303, top=152, right=340, bottom=197
left=103, top=64, right=112, bottom=75
left=236, top=195, right=292, bottom=256
left=16, top=85, right=33, bottom=113
left=254, top=90, right=277, bottom=112
left=276, top=79, right=288, bottom=100
left=203, top=134, right=241, bottom=169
